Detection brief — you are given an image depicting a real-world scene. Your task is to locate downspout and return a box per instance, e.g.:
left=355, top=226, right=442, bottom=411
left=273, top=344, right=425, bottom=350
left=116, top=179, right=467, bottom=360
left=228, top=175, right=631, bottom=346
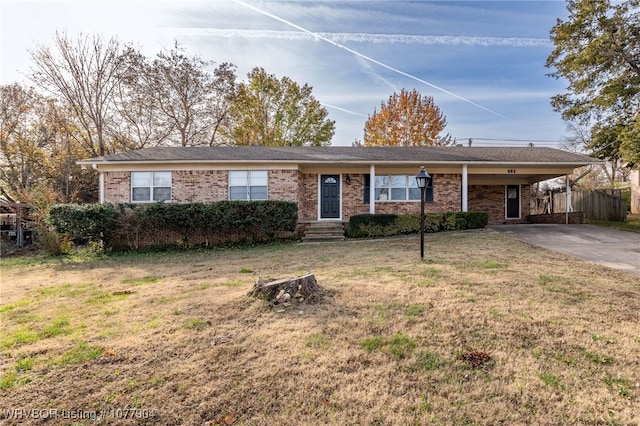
left=369, top=164, right=376, bottom=214
left=94, top=164, right=104, bottom=204
left=461, top=164, right=468, bottom=212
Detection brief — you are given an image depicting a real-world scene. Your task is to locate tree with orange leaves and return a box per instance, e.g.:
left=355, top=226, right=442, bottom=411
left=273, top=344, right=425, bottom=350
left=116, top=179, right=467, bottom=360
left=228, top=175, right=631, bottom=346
left=363, top=89, right=453, bottom=146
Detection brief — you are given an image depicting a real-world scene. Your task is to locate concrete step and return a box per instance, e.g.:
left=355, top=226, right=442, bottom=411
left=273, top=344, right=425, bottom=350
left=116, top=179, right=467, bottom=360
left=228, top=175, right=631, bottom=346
left=301, top=221, right=345, bottom=243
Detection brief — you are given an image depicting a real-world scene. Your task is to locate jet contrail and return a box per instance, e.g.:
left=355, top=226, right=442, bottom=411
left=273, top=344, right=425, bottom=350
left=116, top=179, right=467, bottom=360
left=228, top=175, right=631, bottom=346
left=230, top=0, right=505, bottom=117
left=173, top=28, right=549, bottom=48
left=322, top=103, right=368, bottom=117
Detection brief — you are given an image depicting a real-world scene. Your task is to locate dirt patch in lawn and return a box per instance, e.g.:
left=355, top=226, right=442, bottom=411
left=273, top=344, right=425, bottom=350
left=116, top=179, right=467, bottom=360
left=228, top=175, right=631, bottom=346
left=1, top=230, right=639, bottom=425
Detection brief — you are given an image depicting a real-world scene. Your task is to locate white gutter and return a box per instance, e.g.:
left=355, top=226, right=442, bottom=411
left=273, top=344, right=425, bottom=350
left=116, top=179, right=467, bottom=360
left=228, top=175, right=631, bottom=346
left=79, top=159, right=602, bottom=167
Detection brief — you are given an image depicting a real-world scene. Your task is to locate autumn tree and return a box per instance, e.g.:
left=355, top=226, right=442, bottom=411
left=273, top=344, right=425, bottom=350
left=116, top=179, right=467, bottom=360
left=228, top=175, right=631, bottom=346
left=363, top=89, right=452, bottom=147
left=0, top=83, right=41, bottom=201
left=0, top=83, right=96, bottom=202
left=228, top=67, right=334, bottom=146
left=546, top=0, right=640, bottom=165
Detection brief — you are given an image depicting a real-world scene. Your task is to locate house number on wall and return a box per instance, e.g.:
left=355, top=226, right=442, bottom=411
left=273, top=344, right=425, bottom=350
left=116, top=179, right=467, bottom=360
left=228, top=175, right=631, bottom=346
left=507, top=169, right=517, bottom=174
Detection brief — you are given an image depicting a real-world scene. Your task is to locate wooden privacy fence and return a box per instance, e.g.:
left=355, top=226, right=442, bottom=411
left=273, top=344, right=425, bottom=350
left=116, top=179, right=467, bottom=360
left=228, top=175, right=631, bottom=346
left=552, top=190, right=627, bottom=222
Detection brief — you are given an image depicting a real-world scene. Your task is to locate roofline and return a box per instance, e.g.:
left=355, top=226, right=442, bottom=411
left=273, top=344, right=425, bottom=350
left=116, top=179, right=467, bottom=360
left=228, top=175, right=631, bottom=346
left=78, top=159, right=604, bottom=166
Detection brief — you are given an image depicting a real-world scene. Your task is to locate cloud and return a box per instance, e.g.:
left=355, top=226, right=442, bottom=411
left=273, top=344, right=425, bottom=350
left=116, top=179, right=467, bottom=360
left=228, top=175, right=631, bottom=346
left=212, top=0, right=506, bottom=117
left=167, top=27, right=550, bottom=48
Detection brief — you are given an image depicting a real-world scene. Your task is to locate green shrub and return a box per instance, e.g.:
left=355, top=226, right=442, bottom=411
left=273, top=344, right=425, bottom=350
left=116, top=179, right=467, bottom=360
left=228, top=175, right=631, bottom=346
left=346, top=211, right=488, bottom=238
left=48, top=201, right=298, bottom=251
left=423, top=213, right=443, bottom=232
left=441, top=212, right=458, bottom=231
left=394, top=214, right=421, bottom=234
left=47, top=203, right=116, bottom=246
left=36, top=226, right=72, bottom=255
left=464, top=211, right=489, bottom=229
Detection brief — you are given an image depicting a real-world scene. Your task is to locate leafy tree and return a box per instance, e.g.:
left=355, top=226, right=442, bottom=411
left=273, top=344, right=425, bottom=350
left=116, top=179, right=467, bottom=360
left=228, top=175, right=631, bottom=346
left=619, top=115, right=640, bottom=165
left=546, top=0, right=640, bottom=165
left=363, top=89, right=452, bottom=147
left=228, top=67, right=335, bottom=146
left=563, top=121, right=630, bottom=187
left=0, top=83, right=42, bottom=201
left=0, top=83, right=96, bottom=202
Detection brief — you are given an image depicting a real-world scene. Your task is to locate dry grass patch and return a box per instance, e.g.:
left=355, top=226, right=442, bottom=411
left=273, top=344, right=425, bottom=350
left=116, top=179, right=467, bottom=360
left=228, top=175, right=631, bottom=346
left=1, top=230, right=639, bottom=425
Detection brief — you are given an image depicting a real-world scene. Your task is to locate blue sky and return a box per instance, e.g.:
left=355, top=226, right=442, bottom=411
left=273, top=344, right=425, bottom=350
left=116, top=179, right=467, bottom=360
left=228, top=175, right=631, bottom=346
left=0, top=0, right=571, bottom=147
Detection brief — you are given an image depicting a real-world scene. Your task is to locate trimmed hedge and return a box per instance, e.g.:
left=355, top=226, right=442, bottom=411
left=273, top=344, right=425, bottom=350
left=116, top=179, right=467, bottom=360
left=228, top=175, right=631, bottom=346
left=47, top=201, right=298, bottom=251
left=47, top=203, right=117, bottom=246
left=347, top=211, right=488, bottom=238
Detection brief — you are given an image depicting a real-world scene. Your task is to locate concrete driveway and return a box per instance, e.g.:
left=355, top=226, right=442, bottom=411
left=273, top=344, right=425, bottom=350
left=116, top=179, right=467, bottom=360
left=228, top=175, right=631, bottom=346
left=491, top=224, right=640, bottom=276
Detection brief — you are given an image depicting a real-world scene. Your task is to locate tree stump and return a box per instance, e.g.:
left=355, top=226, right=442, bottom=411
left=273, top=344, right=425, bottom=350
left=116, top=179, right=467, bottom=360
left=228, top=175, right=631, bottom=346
left=249, top=273, right=324, bottom=306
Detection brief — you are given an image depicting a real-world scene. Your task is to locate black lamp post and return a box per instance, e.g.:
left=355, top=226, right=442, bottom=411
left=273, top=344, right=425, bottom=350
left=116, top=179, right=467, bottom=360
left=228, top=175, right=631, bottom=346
left=415, top=166, right=431, bottom=261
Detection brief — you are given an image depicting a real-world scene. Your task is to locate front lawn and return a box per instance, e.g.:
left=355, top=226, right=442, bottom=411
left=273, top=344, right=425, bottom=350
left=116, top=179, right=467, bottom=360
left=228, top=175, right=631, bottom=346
left=1, top=231, right=639, bottom=425
left=590, top=213, right=640, bottom=233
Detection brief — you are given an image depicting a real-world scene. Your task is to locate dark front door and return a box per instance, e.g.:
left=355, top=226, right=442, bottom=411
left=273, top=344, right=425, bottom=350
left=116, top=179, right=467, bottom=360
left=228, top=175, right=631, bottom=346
left=320, top=175, right=340, bottom=219
left=506, top=185, right=520, bottom=219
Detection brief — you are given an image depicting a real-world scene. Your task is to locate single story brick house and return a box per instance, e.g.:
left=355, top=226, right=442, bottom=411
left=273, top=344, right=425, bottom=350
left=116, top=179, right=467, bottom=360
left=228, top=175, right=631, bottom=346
left=78, top=146, right=599, bottom=226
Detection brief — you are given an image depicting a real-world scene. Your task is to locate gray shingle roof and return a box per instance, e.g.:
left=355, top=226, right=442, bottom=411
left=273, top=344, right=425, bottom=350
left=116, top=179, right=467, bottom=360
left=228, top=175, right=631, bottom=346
left=79, top=146, right=599, bottom=165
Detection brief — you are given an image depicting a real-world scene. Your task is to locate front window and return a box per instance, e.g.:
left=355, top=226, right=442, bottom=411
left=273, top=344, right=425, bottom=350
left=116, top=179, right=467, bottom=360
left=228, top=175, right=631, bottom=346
left=375, top=174, right=430, bottom=202
left=229, top=171, right=268, bottom=200
left=131, top=171, right=171, bottom=202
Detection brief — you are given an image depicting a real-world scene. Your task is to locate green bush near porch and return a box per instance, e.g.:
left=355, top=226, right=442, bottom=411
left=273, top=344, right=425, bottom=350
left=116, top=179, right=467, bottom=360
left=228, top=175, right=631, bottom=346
left=347, top=211, right=488, bottom=238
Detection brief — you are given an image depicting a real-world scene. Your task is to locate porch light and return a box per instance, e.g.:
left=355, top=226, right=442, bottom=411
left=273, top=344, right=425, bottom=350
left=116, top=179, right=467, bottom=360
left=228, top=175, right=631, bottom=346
left=415, top=166, right=431, bottom=262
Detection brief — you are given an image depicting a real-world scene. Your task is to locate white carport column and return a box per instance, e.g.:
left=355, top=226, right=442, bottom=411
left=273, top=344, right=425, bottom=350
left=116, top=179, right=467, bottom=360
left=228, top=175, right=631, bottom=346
left=461, top=164, right=468, bottom=212
left=565, top=174, right=571, bottom=224
left=370, top=164, right=376, bottom=214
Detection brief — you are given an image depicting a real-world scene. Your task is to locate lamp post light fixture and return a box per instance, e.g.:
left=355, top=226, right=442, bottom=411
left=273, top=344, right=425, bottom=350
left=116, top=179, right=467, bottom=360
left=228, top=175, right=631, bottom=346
left=415, top=166, right=431, bottom=261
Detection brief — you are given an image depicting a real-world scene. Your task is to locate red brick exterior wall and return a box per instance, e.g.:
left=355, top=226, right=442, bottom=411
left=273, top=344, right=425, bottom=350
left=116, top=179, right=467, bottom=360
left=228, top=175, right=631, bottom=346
left=268, top=170, right=298, bottom=203
left=342, top=174, right=370, bottom=220
left=173, top=170, right=227, bottom=203
left=102, top=169, right=531, bottom=225
left=468, top=184, right=531, bottom=224
left=526, top=212, right=586, bottom=224
left=103, top=169, right=300, bottom=204
left=298, top=173, right=317, bottom=221
left=103, top=171, right=131, bottom=203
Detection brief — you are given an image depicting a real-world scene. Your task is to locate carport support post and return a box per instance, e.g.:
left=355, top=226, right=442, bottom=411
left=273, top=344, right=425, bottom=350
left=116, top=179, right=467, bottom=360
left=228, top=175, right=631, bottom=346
left=369, top=164, right=376, bottom=214
left=16, top=202, right=22, bottom=247
left=565, top=175, right=569, bottom=225
left=461, top=164, right=468, bottom=212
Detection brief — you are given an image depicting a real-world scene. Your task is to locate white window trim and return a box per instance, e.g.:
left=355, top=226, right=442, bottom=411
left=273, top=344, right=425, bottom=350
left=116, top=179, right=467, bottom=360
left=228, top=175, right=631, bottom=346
left=131, top=171, right=172, bottom=203
left=228, top=170, right=269, bottom=201
left=373, top=174, right=424, bottom=202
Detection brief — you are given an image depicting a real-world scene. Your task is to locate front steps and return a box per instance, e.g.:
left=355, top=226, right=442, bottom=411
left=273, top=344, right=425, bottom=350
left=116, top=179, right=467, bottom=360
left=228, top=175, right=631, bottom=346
left=301, top=221, right=345, bottom=243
